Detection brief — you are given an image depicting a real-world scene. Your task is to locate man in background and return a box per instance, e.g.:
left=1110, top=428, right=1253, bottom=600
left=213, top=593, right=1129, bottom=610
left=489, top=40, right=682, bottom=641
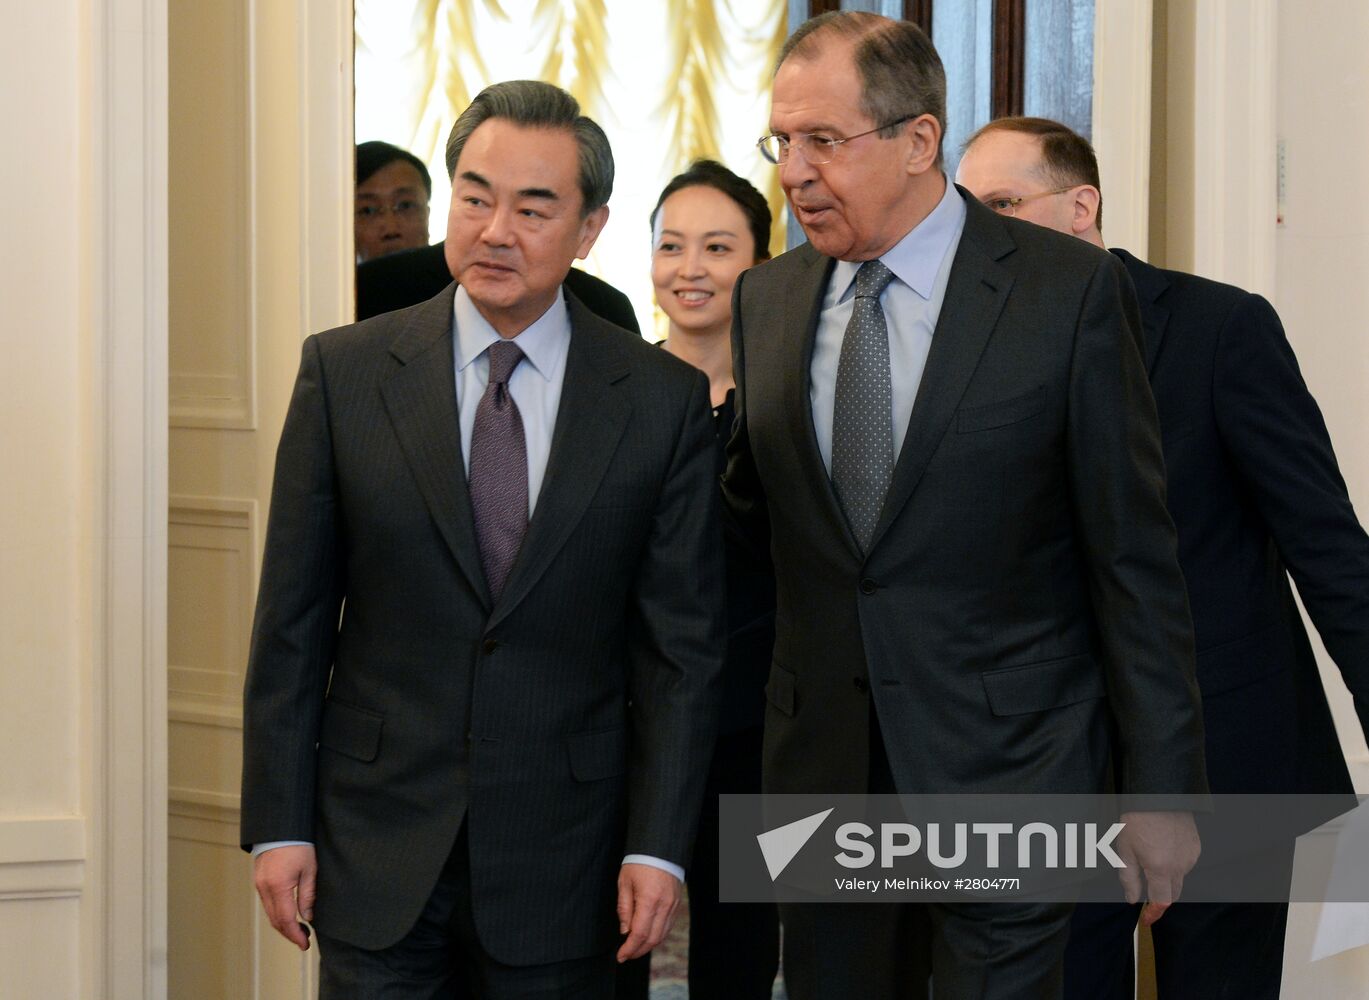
left=725, top=12, right=1206, bottom=998
left=355, top=140, right=432, bottom=262
left=958, top=114, right=1369, bottom=999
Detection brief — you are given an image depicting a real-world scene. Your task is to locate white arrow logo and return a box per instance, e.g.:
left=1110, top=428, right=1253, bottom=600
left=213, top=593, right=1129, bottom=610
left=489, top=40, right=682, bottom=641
left=756, top=808, right=835, bottom=880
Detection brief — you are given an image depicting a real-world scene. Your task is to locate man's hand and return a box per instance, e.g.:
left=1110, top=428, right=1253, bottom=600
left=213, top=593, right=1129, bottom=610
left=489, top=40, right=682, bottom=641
left=253, top=844, right=317, bottom=950
left=1115, top=810, right=1200, bottom=926
left=615, top=863, right=682, bottom=962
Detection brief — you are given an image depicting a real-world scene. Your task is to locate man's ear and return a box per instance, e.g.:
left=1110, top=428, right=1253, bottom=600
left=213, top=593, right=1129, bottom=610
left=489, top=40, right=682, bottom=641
left=904, top=114, right=942, bottom=176
left=1071, top=185, right=1101, bottom=236
left=576, top=205, right=610, bottom=259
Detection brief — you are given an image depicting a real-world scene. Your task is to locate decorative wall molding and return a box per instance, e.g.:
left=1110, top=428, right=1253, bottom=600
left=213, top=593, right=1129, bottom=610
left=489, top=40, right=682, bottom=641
left=298, top=0, right=356, bottom=338
left=1092, top=0, right=1152, bottom=259
left=170, top=788, right=242, bottom=849
left=0, top=817, right=88, bottom=900
left=168, top=496, right=256, bottom=719
left=169, top=694, right=245, bottom=730
left=93, top=0, right=169, bottom=993
left=1188, top=0, right=1277, bottom=295
left=169, top=0, right=257, bottom=432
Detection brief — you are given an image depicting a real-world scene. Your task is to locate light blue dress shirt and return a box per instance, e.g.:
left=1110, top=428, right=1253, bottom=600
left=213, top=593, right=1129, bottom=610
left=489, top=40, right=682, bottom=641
left=452, top=285, right=569, bottom=515
left=810, top=177, right=967, bottom=472
left=254, top=286, right=685, bottom=883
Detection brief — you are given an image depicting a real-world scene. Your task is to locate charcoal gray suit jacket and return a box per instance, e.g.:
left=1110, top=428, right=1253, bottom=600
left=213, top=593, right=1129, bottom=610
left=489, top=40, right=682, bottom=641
left=723, top=190, right=1208, bottom=800
left=241, top=283, right=724, bottom=962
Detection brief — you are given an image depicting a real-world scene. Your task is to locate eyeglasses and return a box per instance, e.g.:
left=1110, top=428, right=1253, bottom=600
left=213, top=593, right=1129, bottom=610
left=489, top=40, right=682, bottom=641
left=980, top=186, right=1076, bottom=217
left=757, top=115, right=916, bottom=165
left=355, top=198, right=428, bottom=223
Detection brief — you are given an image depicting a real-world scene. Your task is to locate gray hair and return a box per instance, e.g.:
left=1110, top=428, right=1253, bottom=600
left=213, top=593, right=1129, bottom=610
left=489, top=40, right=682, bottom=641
left=444, top=80, right=614, bottom=214
left=777, top=12, right=947, bottom=168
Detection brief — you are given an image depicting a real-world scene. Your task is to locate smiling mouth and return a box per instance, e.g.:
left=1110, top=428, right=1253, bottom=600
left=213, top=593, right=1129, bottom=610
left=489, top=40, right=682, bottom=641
left=674, top=290, right=713, bottom=302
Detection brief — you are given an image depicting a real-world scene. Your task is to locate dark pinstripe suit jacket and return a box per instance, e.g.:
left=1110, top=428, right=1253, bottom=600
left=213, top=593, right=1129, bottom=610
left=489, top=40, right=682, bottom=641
left=240, top=283, right=724, bottom=962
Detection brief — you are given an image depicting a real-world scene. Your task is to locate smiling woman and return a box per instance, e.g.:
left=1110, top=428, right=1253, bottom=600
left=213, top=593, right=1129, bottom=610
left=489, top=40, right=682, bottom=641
left=355, top=0, right=786, bottom=335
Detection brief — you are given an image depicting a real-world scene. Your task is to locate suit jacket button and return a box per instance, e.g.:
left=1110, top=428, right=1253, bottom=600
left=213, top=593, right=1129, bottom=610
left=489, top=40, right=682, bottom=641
left=860, top=579, right=878, bottom=595
left=853, top=676, right=869, bottom=694
left=482, top=638, right=499, bottom=655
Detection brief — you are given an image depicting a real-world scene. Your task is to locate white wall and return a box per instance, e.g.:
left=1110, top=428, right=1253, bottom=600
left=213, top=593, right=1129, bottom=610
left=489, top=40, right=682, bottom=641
left=1275, top=8, right=1369, bottom=988
left=1276, top=0, right=1369, bottom=785
left=0, top=0, right=168, bottom=996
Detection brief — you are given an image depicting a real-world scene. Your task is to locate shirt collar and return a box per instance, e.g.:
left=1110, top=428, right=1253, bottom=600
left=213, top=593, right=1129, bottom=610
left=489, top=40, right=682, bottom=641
left=831, top=176, right=966, bottom=303
left=452, top=285, right=570, bottom=382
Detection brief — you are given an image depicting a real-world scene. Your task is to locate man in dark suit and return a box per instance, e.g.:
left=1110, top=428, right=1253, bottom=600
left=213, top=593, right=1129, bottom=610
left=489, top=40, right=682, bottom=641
left=242, top=79, right=724, bottom=998
left=356, top=239, right=641, bottom=332
left=958, top=115, right=1369, bottom=999
left=724, top=14, right=1209, bottom=999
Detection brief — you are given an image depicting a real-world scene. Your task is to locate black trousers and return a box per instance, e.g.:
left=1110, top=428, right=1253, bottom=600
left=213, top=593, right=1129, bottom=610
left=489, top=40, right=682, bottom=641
left=317, top=824, right=616, bottom=1000
left=1063, top=901, right=1289, bottom=1000
left=1064, top=838, right=1294, bottom=1000
left=617, top=725, right=780, bottom=999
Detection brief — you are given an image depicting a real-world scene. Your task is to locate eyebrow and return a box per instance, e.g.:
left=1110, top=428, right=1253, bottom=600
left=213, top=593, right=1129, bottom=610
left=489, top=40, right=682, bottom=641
left=459, top=171, right=559, bottom=202
left=770, top=122, right=840, bottom=136
left=357, top=185, right=421, bottom=198
left=658, top=228, right=739, bottom=239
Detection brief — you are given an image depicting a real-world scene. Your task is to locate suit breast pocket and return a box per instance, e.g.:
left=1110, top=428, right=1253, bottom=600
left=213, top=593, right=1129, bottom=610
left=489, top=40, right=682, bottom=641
left=956, top=386, right=1047, bottom=434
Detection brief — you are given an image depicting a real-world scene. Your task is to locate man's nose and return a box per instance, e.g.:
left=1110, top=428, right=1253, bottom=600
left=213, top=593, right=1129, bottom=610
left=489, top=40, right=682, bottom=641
left=779, top=146, right=817, bottom=189
left=481, top=207, right=515, bottom=246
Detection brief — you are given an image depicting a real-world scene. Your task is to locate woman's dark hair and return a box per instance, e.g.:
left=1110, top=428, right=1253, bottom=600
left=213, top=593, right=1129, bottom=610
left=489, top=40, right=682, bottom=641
left=650, top=160, right=772, bottom=261
left=356, top=141, right=433, bottom=197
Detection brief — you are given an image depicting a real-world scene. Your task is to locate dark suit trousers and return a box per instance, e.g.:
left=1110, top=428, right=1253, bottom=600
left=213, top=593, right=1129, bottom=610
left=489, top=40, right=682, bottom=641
left=779, top=711, right=1075, bottom=1000
left=317, top=824, right=616, bottom=1000
left=1064, top=848, right=1291, bottom=1000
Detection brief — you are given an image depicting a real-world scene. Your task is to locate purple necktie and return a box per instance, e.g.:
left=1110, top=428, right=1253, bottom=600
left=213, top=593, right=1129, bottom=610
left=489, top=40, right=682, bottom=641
left=469, top=340, right=528, bottom=602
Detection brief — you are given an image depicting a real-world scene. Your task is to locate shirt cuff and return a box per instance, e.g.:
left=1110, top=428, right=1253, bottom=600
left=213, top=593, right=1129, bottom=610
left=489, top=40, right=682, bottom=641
left=622, top=854, right=685, bottom=882
left=251, top=840, right=313, bottom=858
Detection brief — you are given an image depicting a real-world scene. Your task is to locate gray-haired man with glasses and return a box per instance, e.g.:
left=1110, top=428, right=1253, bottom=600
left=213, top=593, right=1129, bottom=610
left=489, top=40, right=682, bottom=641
left=723, top=12, right=1208, bottom=999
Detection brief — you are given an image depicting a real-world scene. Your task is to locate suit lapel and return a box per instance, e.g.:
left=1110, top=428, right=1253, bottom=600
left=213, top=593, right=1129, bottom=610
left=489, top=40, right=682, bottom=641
left=486, top=295, right=632, bottom=630
left=784, top=246, right=864, bottom=558
left=380, top=286, right=492, bottom=609
left=869, top=197, right=1014, bottom=552
left=1112, top=248, right=1170, bottom=375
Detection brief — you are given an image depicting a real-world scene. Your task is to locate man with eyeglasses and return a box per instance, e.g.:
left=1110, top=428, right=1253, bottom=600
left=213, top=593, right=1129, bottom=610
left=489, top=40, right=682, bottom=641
left=355, top=140, right=433, bottom=263
left=723, top=12, right=1208, bottom=999
left=959, top=116, right=1369, bottom=1000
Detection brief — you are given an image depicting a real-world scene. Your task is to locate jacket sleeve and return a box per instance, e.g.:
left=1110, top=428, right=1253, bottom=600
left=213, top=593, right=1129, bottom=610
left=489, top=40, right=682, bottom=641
left=1213, top=292, right=1369, bottom=737
left=1067, top=253, right=1209, bottom=797
left=623, top=369, right=726, bottom=867
left=239, top=334, right=346, bottom=850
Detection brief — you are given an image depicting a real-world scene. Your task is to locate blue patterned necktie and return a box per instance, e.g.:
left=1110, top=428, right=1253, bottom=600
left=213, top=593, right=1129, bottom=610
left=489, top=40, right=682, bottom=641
left=831, top=259, right=896, bottom=552
left=469, top=340, right=528, bottom=601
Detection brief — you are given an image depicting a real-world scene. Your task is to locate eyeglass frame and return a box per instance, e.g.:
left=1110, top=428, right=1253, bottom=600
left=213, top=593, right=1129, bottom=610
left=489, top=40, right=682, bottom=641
left=756, top=114, right=918, bottom=166
left=355, top=197, right=430, bottom=223
left=979, top=186, right=1078, bottom=217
